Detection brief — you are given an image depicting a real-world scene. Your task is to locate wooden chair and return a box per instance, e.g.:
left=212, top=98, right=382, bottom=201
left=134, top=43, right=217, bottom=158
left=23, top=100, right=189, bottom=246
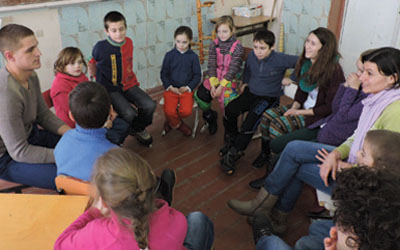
left=55, top=174, right=91, bottom=196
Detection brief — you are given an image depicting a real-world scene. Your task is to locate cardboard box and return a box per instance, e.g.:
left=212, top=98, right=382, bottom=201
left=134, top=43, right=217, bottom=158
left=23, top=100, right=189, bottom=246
left=232, top=4, right=263, bottom=18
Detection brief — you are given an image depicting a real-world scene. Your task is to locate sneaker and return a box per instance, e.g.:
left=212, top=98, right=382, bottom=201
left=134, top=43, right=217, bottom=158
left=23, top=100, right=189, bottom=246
left=133, top=129, right=153, bottom=146
left=177, top=121, right=192, bottom=137
left=158, top=168, right=176, bottom=206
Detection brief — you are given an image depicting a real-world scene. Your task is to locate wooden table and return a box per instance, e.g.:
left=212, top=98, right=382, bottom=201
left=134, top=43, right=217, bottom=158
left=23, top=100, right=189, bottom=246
left=0, top=193, right=89, bottom=250
left=211, top=15, right=275, bottom=37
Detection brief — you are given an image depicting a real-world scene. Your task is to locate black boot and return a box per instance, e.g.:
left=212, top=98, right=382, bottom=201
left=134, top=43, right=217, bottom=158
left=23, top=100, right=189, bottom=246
left=249, top=154, right=279, bottom=190
left=221, top=146, right=242, bottom=175
left=203, top=109, right=218, bottom=135
left=252, top=138, right=270, bottom=169
left=156, top=168, right=176, bottom=206
left=252, top=213, right=273, bottom=244
left=219, top=132, right=235, bottom=157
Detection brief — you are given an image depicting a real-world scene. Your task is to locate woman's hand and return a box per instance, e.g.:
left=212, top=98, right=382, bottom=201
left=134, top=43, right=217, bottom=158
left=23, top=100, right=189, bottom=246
left=284, top=108, right=299, bottom=116
left=344, top=72, right=362, bottom=90
left=324, top=226, right=338, bottom=250
left=337, top=161, right=352, bottom=171
left=210, top=85, right=217, bottom=98
left=316, top=149, right=341, bottom=186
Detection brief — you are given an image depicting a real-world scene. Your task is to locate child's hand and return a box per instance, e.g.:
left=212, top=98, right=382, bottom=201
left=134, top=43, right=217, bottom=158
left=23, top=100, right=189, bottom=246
left=88, top=62, right=97, bottom=80
left=93, top=197, right=109, bottom=216
left=281, top=77, right=293, bottom=86
left=214, top=85, right=223, bottom=97
left=210, top=85, right=217, bottom=98
left=239, top=83, right=248, bottom=94
left=169, top=87, right=181, bottom=95
left=179, top=86, right=190, bottom=93
left=345, top=73, right=361, bottom=90
left=324, top=226, right=338, bottom=250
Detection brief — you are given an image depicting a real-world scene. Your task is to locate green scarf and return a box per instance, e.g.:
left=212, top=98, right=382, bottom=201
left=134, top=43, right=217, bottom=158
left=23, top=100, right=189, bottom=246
left=299, top=60, right=317, bottom=92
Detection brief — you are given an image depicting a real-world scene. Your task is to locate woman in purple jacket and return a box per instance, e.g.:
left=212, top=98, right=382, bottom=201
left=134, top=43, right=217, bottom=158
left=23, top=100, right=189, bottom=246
left=250, top=54, right=368, bottom=188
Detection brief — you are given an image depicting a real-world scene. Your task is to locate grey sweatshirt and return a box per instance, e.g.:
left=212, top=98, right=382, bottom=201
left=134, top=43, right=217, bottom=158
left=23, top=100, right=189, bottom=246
left=0, top=67, right=64, bottom=163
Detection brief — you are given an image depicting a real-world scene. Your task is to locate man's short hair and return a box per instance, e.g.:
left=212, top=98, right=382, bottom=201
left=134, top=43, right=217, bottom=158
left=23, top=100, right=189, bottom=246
left=253, top=30, right=275, bottom=48
left=333, top=166, right=400, bottom=250
left=0, top=24, right=34, bottom=55
left=69, top=81, right=111, bottom=129
left=104, top=11, right=127, bottom=30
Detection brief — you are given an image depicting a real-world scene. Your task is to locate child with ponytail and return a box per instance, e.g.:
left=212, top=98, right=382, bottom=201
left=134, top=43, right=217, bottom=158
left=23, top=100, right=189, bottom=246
left=55, top=147, right=214, bottom=250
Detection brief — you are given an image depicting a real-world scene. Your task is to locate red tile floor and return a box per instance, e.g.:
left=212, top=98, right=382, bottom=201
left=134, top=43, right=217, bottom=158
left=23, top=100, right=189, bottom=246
left=0, top=92, right=314, bottom=249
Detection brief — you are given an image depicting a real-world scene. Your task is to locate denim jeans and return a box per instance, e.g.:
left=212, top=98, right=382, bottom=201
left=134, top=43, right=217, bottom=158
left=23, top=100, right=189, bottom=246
left=106, top=116, right=130, bottom=145
left=263, top=140, right=336, bottom=212
left=109, top=86, right=156, bottom=132
left=0, top=125, right=60, bottom=190
left=256, top=235, right=293, bottom=250
left=295, top=220, right=333, bottom=250
left=184, top=212, right=214, bottom=250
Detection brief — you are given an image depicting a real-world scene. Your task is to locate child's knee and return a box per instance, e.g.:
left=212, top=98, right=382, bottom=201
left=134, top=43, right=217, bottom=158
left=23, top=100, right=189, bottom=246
left=178, top=105, right=193, bottom=118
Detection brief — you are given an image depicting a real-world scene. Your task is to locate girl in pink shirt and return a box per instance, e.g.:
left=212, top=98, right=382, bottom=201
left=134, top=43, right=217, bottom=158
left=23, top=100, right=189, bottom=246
left=55, top=148, right=214, bottom=250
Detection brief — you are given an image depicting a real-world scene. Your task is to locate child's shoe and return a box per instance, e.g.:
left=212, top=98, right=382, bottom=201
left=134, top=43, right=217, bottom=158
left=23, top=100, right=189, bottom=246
left=203, top=109, right=218, bottom=135
left=162, top=121, right=172, bottom=135
left=133, top=129, right=153, bottom=147
left=158, top=168, right=176, bottom=206
left=177, top=121, right=192, bottom=137
left=221, top=147, right=242, bottom=175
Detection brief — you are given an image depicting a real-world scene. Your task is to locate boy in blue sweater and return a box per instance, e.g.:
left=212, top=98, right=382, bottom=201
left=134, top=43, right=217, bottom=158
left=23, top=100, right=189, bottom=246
left=55, top=82, right=175, bottom=204
left=220, top=30, right=298, bottom=175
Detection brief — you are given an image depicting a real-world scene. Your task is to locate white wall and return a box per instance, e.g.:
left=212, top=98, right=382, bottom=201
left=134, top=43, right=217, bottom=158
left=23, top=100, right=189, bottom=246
left=1, top=9, right=62, bottom=91
left=339, top=0, right=400, bottom=76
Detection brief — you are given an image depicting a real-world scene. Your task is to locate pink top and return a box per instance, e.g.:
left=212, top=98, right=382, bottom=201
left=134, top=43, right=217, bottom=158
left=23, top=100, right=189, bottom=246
left=50, top=72, right=89, bottom=128
left=54, top=199, right=188, bottom=250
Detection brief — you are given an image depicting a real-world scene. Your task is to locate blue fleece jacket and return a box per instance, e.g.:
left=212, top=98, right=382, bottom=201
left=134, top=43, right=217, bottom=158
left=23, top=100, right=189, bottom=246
left=55, top=125, right=117, bottom=181
left=243, top=50, right=298, bottom=97
left=160, top=48, right=201, bottom=91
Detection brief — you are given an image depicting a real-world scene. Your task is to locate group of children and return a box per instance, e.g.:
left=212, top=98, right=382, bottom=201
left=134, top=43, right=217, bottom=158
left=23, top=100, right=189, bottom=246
left=0, top=7, right=400, bottom=249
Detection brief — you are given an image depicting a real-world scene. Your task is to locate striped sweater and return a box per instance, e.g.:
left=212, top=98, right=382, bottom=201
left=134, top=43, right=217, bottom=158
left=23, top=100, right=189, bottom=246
left=207, top=36, right=244, bottom=81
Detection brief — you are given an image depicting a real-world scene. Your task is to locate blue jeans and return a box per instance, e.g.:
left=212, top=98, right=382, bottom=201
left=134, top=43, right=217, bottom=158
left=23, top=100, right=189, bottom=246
left=295, top=220, right=333, bottom=250
left=256, top=235, right=292, bottom=250
left=184, top=212, right=214, bottom=250
left=106, top=116, right=130, bottom=145
left=110, top=86, right=156, bottom=132
left=263, top=140, right=336, bottom=212
left=0, top=125, right=60, bottom=190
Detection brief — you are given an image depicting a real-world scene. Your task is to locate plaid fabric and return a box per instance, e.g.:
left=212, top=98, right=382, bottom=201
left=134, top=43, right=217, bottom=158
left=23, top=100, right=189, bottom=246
left=261, top=105, right=306, bottom=140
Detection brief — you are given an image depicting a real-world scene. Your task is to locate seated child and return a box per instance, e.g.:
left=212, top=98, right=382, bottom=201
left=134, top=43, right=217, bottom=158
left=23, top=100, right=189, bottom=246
left=51, top=47, right=129, bottom=145
left=161, top=26, right=201, bottom=137
left=55, top=147, right=215, bottom=250
left=194, top=15, right=244, bottom=135
left=55, top=82, right=174, bottom=204
left=89, top=11, right=156, bottom=147
left=220, top=30, right=298, bottom=175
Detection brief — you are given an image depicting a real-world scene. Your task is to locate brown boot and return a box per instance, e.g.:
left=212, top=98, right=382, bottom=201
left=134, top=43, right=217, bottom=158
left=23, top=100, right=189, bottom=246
left=269, top=208, right=289, bottom=235
left=177, top=121, right=192, bottom=137
left=227, top=187, right=278, bottom=216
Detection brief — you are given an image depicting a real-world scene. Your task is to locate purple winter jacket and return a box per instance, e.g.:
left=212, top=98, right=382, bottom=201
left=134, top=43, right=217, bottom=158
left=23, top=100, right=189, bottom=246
left=308, top=83, right=367, bottom=146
